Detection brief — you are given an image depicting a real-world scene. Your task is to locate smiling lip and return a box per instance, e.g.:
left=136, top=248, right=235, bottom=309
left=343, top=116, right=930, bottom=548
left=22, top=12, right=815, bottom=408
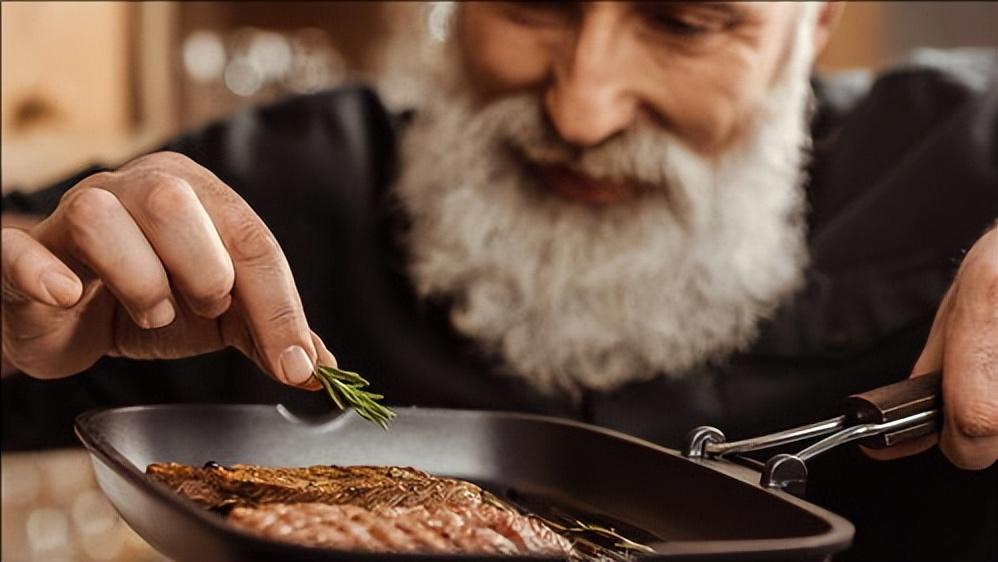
left=532, top=163, right=641, bottom=205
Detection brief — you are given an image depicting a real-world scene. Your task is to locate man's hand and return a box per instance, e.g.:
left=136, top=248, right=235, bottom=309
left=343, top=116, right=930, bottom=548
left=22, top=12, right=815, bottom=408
left=867, top=227, right=998, bottom=469
left=2, top=151, right=333, bottom=388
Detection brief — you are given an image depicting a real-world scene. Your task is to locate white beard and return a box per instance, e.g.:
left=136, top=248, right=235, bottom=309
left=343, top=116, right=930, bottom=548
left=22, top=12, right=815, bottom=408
left=392, top=9, right=817, bottom=395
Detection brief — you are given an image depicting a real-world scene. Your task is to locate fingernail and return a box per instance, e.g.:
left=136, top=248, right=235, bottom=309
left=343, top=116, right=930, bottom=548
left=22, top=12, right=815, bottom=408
left=279, top=345, right=314, bottom=385
left=41, top=270, right=81, bottom=307
left=143, top=300, right=175, bottom=328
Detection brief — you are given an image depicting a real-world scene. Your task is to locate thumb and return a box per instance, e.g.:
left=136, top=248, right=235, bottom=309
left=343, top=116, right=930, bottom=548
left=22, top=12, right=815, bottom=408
left=2, top=228, right=83, bottom=308
left=1, top=228, right=104, bottom=378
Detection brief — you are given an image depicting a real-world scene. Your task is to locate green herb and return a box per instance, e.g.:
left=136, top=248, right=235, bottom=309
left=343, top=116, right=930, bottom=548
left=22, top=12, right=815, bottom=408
left=313, top=365, right=396, bottom=429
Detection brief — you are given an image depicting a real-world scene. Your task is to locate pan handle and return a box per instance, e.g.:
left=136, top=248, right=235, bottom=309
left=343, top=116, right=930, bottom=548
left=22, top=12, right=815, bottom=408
left=844, top=370, right=941, bottom=448
left=684, top=371, right=943, bottom=496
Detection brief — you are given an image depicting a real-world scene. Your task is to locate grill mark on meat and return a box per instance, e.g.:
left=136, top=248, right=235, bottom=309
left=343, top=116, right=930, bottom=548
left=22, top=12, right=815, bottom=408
left=229, top=503, right=574, bottom=557
left=146, top=464, right=488, bottom=511
left=147, top=463, right=576, bottom=557
left=393, top=513, right=452, bottom=551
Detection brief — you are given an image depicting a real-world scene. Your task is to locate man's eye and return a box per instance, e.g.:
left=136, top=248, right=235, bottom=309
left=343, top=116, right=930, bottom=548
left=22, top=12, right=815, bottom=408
left=649, top=15, right=710, bottom=36
left=641, top=7, right=738, bottom=39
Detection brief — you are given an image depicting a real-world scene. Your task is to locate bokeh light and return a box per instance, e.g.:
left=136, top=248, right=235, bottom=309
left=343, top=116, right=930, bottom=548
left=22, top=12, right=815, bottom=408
left=182, top=31, right=226, bottom=83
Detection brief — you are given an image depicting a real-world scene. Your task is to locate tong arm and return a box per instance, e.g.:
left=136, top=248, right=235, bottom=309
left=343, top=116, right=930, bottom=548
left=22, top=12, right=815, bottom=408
left=796, top=410, right=937, bottom=462
left=691, top=416, right=848, bottom=458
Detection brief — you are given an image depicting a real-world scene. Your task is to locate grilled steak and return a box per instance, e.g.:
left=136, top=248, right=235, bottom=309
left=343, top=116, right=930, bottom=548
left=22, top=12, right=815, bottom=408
left=228, top=502, right=574, bottom=556
left=147, top=464, right=486, bottom=511
left=148, top=462, right=577, bottom=557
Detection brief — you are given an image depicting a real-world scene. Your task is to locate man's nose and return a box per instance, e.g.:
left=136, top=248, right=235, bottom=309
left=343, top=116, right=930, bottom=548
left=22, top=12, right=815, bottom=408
left=544, top=14, right=638, bottom=148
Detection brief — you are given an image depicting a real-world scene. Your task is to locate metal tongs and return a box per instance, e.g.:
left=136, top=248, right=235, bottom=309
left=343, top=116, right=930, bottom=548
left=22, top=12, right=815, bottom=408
left=684, top=371, right=942, bottom=496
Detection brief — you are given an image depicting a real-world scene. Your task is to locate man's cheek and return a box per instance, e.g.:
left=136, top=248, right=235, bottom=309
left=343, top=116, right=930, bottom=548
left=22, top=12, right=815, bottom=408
left=464, top=40, right=551, bottom=98
left=674, top=77, right=765, bottom=156
left=652, top=87, right=746, bottom=155
left=458, top=16, right=551, bottom=97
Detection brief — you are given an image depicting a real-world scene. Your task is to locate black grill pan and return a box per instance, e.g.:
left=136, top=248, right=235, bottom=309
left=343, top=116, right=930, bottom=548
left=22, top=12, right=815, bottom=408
left=75, top=405, right=854, bottom=561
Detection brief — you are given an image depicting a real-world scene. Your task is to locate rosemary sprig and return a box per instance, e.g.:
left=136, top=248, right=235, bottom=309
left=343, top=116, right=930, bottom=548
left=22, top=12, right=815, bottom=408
left=313, top=365, right=396, bottom=430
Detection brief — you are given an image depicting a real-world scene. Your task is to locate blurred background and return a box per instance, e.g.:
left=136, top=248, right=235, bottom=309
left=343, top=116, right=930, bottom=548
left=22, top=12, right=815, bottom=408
left=1, top=2, right=997, bottom=561
left=3, top=1, right=998, bottom=193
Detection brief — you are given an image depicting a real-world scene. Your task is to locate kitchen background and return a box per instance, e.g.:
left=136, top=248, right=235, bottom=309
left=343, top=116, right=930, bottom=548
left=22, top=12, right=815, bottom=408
left=2, top=2, right=997, bottom=561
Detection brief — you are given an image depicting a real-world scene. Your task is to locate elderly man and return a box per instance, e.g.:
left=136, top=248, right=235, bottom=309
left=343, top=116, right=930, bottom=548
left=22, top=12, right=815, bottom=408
left=2, top=3, right=996, bottom=560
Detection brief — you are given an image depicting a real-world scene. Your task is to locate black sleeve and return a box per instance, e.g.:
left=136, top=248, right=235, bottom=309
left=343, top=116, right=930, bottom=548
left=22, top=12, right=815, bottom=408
left=2, top=85, right=398, bottom=451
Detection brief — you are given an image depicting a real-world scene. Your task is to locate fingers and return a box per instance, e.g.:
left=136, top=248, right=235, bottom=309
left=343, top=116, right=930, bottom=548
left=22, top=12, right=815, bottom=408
left=2, top=225, right=114, bottom=378
left=860, top=288, right=953, bottom=461
left=2, top=228, right=83, bottom=307
left=219, top=306, right=332, bottom=391
left=13, top=151, right=319, bottom=387
left=36, top=188, right=176, bottom=329
left=910, top=285, right=954, bottom=375
left=106, top=152, right=317, bottom=385
left=114, top=170, right=235, bottom=318
left=148, top=155, right=318, bottom=385
left=210, top=222, right=314, bottom=384
left=866, top=231, right=998, bottom=469
left=940, top=313, right=998, bottom=469
left=863, top=286, right=952, bottom=461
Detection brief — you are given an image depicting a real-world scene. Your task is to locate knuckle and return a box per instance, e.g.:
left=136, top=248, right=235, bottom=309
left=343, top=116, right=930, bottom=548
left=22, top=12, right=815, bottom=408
left=62, top=188, right=120, bottom=236
left=227, top=217, right=280, bottom=264
left=134, top=150, right=197, bottom=170
left=141, top=172, right=198, bottom=218
left=952, top=402, right=998, bottom=439
left=266, top=303, right=301, bottom=329
left=59, top=172, right=118, bottom=205
left=75, top=171, right=118, bottom=191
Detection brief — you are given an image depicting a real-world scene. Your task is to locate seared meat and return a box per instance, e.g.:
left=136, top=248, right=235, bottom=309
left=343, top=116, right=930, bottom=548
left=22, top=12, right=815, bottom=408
left=228, top=502, right=574, bottom=557
left=147, top=464, right=486, bottom=511
left=148, top=462, right=577, bottom=557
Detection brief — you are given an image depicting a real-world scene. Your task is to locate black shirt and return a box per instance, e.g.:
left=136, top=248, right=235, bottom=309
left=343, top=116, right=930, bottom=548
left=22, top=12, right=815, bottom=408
left=3, top=50, right=997, bottom=561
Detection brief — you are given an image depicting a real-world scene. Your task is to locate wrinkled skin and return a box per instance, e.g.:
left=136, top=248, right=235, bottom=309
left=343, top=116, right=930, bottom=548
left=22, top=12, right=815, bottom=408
left=1, top=152, right=332, bottom=390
